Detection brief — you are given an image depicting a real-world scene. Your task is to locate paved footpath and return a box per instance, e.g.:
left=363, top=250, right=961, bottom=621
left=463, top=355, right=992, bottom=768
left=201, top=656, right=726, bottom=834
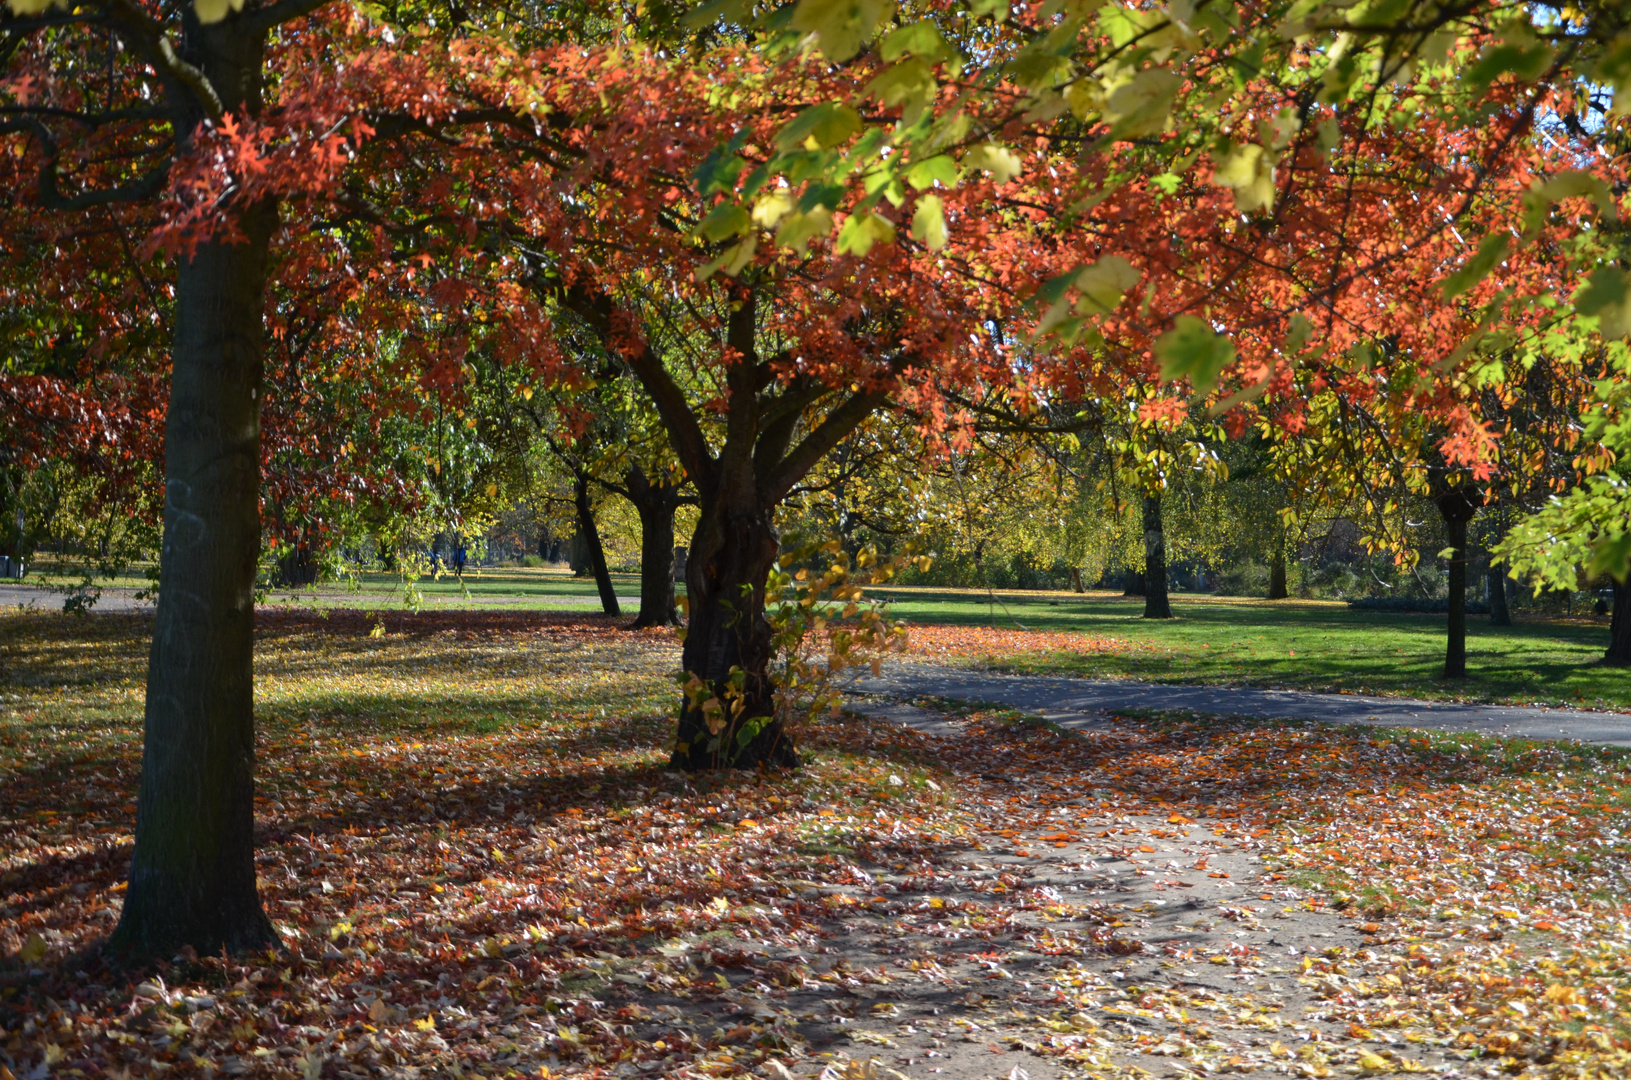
left=845, top=660, right=1631, bottom=747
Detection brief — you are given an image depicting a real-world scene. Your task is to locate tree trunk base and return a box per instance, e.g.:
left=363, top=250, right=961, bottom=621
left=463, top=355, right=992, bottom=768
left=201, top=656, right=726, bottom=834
left=670, top=720, right=801, bottom=771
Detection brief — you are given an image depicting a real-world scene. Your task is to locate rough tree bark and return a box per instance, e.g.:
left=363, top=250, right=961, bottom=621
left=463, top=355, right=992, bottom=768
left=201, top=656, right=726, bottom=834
left=624, top=465, right=682, bottom=628
left=1068, top=567, right=1085, bottom=593
left=1606, top=577, right=1631, bottom=665
left=572, top=472, right=621, bottom=617
left=108, top=10, right=282, bottom=959
left=1142, top=494, right=1173, bottom=619
left=1436, top=489, right=1480, bottom=680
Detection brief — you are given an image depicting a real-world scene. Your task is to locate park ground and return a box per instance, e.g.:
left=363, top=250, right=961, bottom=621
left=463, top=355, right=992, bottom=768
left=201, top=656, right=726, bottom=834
left=4, top=606, right=1631, bottom=1079
left=11, top=563, right=1628, bottom=710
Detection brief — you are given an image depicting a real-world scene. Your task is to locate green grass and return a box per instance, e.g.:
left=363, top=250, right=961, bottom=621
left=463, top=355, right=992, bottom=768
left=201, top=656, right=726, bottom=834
left=11, top=562, right=1626, bottom=710
left=278, top=565, right=641, bottom=610
left=870, top=584, right=1627, bottom=710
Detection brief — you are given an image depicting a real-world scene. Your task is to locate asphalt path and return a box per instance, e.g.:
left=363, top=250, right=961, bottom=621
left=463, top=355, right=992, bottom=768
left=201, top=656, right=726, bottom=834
left=844, top=659, right=1631, bottom=747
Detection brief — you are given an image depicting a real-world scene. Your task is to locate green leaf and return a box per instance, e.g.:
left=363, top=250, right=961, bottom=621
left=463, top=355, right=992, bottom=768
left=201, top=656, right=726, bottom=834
left=968, top=0, right=1008, bottom=18
left=791, top=0, right=890, bottom=62
left=1211, top=142, right=1274, bottom=212
left=905, top=155, right=958, bottom=190
left=696, top=202, right=752, bottom=242
left=17, top=933, right=46, bottom=964
left=1589, top=531, right=1631, bottom=584
left=1440, top=232, right=1511, bottom=301
left=1073, top=256, right=1139, bottom=315
left=910, top=194, right=947, bottom=250
left=1522, top=170, right=1617, bottom=232
left=866, top=58, right=938, bottom=120
left=1465, top=24, right=1553, bottom=93
left=1104, top=67, right=1181, bottom=140
left=1577, top=266, right=1631, bottom=340
left=880, top=18, right=954, bottom=63
left=193, top=0, right=246, bottom=23
left=680, top=0, right=750, bottom=29
left=835, top=210, right=897, bottom=256
left=963, top=143, right=1023, bottom=185
left=1155, top=315, right=1235, bottom=393
left=775, top=207, right=834, bottom=255
left=775, top=102, right=864, bottom=152
left=1592, top=30, right=1631, bottom=115
left=694, top=130, right=749, bottom=196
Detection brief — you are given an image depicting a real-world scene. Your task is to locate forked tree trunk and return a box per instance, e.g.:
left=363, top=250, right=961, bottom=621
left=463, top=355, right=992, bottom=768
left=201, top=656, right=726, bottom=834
left=1606, top=577, right=1631, bottom=665
left=110, top=197, right=280, bottom=959
left=625, top=466, right=681, bottom=628
left=1437, top=490, right=1480, bottom=680
left=573, top=472, right=620, bottom=617
left=1142, top=494, right=1173, bottom=619
left=669, top=485, right=796, bottom=771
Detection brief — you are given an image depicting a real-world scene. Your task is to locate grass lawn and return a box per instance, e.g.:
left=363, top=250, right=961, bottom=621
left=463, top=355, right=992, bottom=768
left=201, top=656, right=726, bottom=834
left=871, top=585, right=1627, bottom=711
left=13, top=562, right=1624, bottom=709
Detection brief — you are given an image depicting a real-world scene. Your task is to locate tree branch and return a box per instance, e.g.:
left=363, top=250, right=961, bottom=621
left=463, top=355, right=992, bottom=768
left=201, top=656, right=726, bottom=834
left=762, top=385, right=892, bottom=505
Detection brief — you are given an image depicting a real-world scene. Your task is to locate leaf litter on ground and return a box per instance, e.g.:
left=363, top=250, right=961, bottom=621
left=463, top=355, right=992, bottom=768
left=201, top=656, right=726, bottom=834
left=1, top=610, right=1629, bottom=1079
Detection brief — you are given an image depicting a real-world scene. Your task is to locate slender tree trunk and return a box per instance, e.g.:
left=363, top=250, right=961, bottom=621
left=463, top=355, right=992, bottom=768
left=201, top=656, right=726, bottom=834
left=1437, top=490, right=1479, bottom=680
left=1486, top=508, right=1512, bottom=627
left=573, top=472, right=620, bottom=616
left=110, top=197, right=280, bottom=959
left=1142, top=494, right=1173, bottom=619
left=1069, top=567, right=1085, bottom=593
left=669, top=477, right=796, bottom=771
left=1268, top=531, right=1289, bottom=600
left=1487, top=562, right=1512, bottom=626
left=625, top=466, right=681, bottom=628
left=1606, top=577, right=1631, bottom=665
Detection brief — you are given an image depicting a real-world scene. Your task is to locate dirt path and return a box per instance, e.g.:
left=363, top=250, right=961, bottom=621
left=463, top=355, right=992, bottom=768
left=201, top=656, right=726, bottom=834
left=845, top=659, right=1631, bottom=748
left=726, top=705, right=1474, bottom=1080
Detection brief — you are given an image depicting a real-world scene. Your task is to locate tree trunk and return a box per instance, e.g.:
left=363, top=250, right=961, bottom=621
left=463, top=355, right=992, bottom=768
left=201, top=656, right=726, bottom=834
left=1142, top=494, right=1173, bottom=619
left=1268, top=532, right=1289, bottom=600
left=109, top=196, right=280, bottom=960
left=1069, top=567, right=1085, bottom=593
left=573, top=472, right=620, bottom=616
left=107, top=11, right=281, bottom=960
left=669, top=485, right=796, bottom=771
left=1485, top=508, right=1512, bottom=627
left=1606, top=577, right=1631, bottom=665
left=1123, top=568, right=1143, bottom=596
left=625, top=466, right=681, bottom=628
left=1437, top=490, right=1479, bottom=680
left=1487, top=562, right=1512, bottom=627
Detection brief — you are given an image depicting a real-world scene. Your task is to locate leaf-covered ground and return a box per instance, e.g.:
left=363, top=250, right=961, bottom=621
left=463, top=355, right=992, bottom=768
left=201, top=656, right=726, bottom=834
left=3, top=611, right=1631, bottom=1080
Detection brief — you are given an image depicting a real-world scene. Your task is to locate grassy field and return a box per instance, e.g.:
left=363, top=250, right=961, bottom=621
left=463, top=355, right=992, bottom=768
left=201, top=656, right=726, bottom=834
left=10, top=563, right=1625, bottom=709
left=870, top=584, right=1626, bottom=710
